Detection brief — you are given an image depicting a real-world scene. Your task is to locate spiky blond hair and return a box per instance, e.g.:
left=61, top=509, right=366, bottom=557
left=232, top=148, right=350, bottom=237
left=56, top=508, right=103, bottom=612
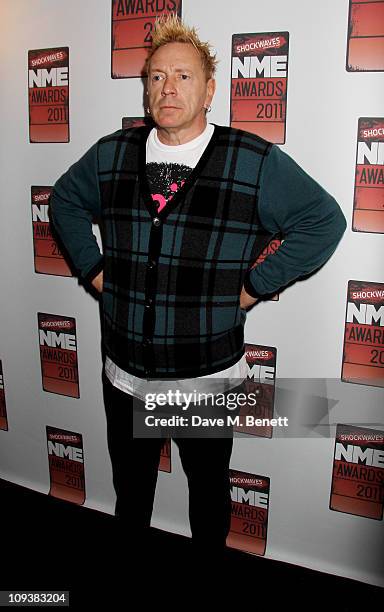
left=144, top=14, right=218, bottom=80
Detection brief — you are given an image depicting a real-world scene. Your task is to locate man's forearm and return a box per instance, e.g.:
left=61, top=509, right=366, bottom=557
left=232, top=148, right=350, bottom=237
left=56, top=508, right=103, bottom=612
left=245, top=197, right=346, bottom=298
left=245, top=145, right=347, bottom=299
left=50, top=142, right=103, bottom=281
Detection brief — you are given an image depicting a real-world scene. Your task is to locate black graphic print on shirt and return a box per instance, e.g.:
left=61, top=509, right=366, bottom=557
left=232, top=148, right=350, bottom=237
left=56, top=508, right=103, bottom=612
left=146, top=162, right=192, bottom=212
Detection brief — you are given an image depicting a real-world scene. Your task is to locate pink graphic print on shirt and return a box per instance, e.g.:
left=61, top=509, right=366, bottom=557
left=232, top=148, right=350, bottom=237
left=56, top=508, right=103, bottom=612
left=146, top=162, right=192, bottom=212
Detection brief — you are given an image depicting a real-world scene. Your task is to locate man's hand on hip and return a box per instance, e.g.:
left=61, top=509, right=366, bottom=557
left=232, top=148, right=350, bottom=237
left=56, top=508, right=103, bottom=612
left=240, top=286, right=258, bottom=310
left=91, top=270, right=103, bottom=293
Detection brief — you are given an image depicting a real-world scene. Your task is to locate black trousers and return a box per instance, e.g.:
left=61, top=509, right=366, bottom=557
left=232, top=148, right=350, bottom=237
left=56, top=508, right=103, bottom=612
left=102, top=374, right=239, bottom=552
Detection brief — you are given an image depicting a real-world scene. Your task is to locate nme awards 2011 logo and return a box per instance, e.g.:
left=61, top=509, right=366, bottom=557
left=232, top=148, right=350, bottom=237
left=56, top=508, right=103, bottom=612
left=330, top=424, right=384, bottom=520
left=346, top=0, right=384, bottom=71
left=31, top=187, right=72, bottom=276
left=234, top=343, right=277, bottom=438
left=341, top=281, right=384, bottom=388
left=227, top=470, right=269, bottom=555
left=231, top=32, right=289, bottom=143
left=0, top=360, right=8, bottom=431
left=28, top=48, right=69, bottom=142
left=353, top=118, right=384, bottom=234
left=38, top=313, right=80, bottom=398
left=111, top=0, right=182, bottom=78
left=46, top=426, right=85, bottom=504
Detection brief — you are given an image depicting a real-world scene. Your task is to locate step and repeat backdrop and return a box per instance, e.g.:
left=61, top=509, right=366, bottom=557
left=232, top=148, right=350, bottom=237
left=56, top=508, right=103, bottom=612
left=0, top=0, right=383, bottom=587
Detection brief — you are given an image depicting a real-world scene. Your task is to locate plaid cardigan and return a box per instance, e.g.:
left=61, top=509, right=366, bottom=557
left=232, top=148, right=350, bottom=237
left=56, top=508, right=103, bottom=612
left=51, top=125, right=346, bottom=378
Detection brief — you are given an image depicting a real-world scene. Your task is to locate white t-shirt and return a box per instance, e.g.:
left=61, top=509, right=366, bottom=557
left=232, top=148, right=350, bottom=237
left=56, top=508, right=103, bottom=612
left=104, top=123, right=247, bottom=399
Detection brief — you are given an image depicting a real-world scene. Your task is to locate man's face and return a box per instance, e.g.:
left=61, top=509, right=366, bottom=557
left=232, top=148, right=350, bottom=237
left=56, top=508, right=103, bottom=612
left=147, top=42, right=215, bottom=137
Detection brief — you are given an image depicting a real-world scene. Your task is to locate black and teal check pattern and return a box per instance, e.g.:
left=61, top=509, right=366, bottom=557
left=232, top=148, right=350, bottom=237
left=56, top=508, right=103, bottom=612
left=51, top=124, right=346, bottom=378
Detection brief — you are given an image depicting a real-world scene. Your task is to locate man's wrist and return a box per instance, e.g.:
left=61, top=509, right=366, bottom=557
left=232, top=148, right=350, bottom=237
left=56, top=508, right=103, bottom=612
left=83, top=257, right=104, bottom=285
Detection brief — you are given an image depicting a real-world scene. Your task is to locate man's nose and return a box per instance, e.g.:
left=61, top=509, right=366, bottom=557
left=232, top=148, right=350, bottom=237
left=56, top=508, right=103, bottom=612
left=161, top=76, right=177, bottom=95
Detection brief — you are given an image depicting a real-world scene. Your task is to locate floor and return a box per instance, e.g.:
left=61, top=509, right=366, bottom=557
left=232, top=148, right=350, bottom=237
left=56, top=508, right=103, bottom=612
left=0, top=478, right=381, bottom=608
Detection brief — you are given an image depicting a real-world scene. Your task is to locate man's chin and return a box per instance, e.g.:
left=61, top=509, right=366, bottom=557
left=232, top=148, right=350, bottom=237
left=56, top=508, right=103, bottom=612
left=154, top=119, right=183, bottom=129
left=152, top=109, right=184, bottom=125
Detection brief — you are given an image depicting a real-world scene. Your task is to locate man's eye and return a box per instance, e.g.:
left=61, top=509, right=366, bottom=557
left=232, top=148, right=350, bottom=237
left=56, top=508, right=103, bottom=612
left=152, top=75, right=163, bottom=82
left=180, top=74, right=190, bottom=80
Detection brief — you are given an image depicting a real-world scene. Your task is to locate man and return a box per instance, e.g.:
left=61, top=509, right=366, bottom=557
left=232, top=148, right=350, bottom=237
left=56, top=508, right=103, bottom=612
left=50, top=15, right=346, bottom=559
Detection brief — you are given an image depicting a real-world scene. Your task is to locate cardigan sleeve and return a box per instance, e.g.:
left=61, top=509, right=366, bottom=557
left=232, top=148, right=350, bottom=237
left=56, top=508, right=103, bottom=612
left=243, top=144, right=347, bottom=299
left=50, top=142, right=104, bottom=283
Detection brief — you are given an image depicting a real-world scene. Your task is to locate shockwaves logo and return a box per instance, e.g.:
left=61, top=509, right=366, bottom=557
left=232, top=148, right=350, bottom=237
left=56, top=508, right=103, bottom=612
left=330, top=424, right=384, bottom=520
left=111, top=0, right=182, bottom=78
left=28, top=48, right=69, bottom=142
left=47, top=426, right=85, bottom=505
left=31, top=186, right=72, bottom=276
left=353, top=118, right=384, bottom=234
left=38, top=313, right=80, bottom=398
left=231, top=32, right=289, bottom=143
left=341, top=281, right=384, bottom=388
left=227, top=469, right=269, bottom=555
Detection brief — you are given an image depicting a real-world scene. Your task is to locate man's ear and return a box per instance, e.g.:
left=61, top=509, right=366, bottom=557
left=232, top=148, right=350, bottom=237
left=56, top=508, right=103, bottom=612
left=206, top=78, right=216, bottom=105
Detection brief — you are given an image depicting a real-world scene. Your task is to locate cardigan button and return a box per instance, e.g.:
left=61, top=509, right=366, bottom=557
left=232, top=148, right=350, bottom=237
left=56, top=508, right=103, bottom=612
left=152, top=217, right=161, bottom=227
left=145, top=298, right=153, bottom=308
left=143, top=338, right=152, bottom=346
left=147, top=260, right=157, bottom=269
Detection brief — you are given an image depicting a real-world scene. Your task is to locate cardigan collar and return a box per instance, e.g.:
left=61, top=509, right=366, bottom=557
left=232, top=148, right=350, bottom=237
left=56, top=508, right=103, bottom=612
left=137, top=123, right=222, bottom=220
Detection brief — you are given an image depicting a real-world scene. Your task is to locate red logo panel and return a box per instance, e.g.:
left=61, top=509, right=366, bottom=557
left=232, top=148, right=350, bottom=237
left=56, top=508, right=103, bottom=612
left=111, top=0, right=182, bottom=78
left=353, top=118, right=384, bottom=234
left=28, top=48, right=69, bottom=142
left=228, top=470, right=269, bottom=555
left=346, top=0, right=384, bottom=71
left=234, top=344, right=277, bottom=438
left=47, top=427, right=85, bottom=504
left=159, top=438, right=171, bottom=472
left=330, top=424, right=384, bottom=520
left=31, top=187, right=72, bottom=276
left=341, top=281, right=384, bottom=388
left=231, top=32, right=289, bottom=143
left=38, top=313, right=80, bottom=398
